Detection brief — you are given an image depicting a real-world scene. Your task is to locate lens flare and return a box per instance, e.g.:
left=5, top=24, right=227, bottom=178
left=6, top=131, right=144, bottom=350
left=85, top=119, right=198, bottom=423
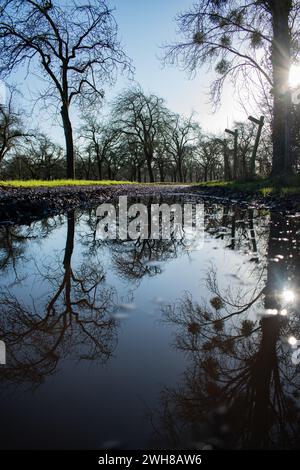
left=288, top=336, right=298, bottom=346
left=282, top=289, right=295, bottom=303
left=289, top=64, right=300, bottom=88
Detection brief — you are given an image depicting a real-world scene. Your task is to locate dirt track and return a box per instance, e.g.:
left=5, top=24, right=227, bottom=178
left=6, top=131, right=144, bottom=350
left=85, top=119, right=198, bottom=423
left=0, top=183, right=299, bottom=225
left=0, top=184, right=185, bottom=224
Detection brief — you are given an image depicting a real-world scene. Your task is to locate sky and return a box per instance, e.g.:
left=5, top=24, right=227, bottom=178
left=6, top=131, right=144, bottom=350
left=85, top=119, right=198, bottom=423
left=5, top=0, right=248, bottom=143
left=110, top=0, right=245, bottom=129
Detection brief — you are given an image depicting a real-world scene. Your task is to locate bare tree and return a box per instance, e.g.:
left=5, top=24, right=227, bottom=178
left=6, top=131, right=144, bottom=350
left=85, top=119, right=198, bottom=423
left=26, top=133, right=63, bottom=179
left=165, top=0, right=299, bottom=177
left=113, top=88, right=168, bottom=182
left=164, top=114, right=199, bottom=182
left=0, top=0, right=131, bottom=178
left=123, top=136, right=145, bottom=182
left=155, top=211, right=300, bottom=449
left=234, top=121, right=256, bottom=179
left=195, top=135, right=223, bottom=181
left=0, top=212, right=118, bottom=386
left=0, top=87, right=27, bottom=172
left=79, top=115, right=120, bottom=180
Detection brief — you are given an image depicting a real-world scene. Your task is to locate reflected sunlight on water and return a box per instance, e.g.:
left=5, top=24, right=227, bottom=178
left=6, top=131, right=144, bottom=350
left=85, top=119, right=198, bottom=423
left=0, top=197, right=300, bottom=450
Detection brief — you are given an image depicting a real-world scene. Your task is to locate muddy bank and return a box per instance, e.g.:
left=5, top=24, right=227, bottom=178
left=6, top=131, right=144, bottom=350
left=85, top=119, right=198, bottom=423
left=0, top=184, right=185, bottom=225
left=187, top=184, right=300, bottom=213
left=0, top=183, right=299, bottom=225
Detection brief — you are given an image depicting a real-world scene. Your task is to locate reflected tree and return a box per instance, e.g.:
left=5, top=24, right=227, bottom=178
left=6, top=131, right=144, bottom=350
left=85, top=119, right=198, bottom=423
left=78, top=198, right=191, bottom=282
left=0, top=216, right=63, bottom=280
left=0, top=211, right=118, bottom=386
left=152, top=212, right=300, bottom=449
left=111, top=238, right=184, bottom=281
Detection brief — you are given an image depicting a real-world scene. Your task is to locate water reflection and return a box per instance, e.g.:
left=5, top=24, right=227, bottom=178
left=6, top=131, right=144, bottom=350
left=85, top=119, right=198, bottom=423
left=0, top=212, right=118, bottom=386
left=79, top=198, right=189, bottom=282
left=0, top=200, right=299, bottom=449
left=153, top=212, right=300, bottom=449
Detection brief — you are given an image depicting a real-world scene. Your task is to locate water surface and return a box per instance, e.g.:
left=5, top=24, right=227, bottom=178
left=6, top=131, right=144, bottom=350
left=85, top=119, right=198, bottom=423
left=0, top=196, right=300, bottom=449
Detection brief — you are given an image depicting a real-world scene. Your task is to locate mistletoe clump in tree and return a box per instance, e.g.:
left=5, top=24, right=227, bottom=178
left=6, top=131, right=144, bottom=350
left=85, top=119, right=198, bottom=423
left=165, top=0, right=298, bottom=177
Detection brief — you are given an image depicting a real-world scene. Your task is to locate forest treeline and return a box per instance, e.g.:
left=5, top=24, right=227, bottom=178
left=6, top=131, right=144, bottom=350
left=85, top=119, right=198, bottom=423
left=1, top=1, right=300, bottom=183
left=0, top=85, right=280, bottom=183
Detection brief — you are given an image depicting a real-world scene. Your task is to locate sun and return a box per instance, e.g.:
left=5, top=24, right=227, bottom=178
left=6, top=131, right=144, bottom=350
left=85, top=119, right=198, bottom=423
left=289, top=64, right=300, bottom=88
left=282, top=289, right=296, bottom=303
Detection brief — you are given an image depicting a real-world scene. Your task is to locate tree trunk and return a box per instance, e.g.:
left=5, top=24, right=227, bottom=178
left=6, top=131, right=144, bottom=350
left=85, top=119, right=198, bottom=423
left=177, top=157, right=183, bottom=182
left=246, top=210, right=299, bottom=448
left=131, top=167, right=136, bottom=181
left=137, top=166, right=142, bottom=182
left=146, top=155, right=154, bottom=182
left=61, top=104, right=75, bottom=179
left=241, top=152, right=246, bottom=180
left=159, top=165, right=165, bottom=182
left=233, top=130, right=238, bottom=180
left=270, top=0, right=293, bottom=176
left=224, top=143, right=231, bottom=180
left=96, top=155, right=102, bottom=180
left=63, top=211, right=75, bottom=269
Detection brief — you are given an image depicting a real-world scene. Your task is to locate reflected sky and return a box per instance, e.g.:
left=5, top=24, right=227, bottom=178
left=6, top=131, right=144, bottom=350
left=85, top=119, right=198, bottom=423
left=0, top=198, right=300, bottom=449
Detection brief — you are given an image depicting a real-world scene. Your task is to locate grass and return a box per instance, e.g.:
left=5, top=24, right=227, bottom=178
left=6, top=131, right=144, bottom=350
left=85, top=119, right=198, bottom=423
left=0, top=179, right=136, bottom=188
left=1, top=177, right=300, bottom=196
left=143, top=182, right=190, bottom=186
left=194, top=176, right=300, bottom=197
left=0, top=179, right=195, bottom=189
